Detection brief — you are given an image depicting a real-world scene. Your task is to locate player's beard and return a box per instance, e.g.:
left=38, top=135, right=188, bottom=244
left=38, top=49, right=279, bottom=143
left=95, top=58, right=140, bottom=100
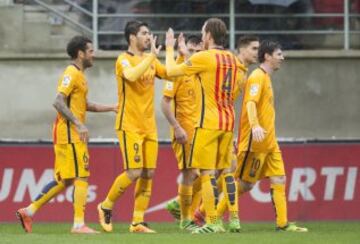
left=83, top=58, right=93, bottom=69
left=137, top=41, right=149, bottom=52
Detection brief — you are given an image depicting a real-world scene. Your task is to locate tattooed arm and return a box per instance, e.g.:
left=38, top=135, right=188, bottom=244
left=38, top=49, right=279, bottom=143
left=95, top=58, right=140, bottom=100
left=53, top=92, right=88, bottom=142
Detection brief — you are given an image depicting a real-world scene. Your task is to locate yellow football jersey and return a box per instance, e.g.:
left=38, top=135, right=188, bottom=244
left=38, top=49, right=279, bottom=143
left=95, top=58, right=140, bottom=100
left=114, top=51, right=167, bottom=134
left=176, top=49, right=247, bottom=131
left=162, top=74, right=200, bottom=140
left=237, top=67, right=280, bottom=153
left=53, top=64, right=88, bottom=144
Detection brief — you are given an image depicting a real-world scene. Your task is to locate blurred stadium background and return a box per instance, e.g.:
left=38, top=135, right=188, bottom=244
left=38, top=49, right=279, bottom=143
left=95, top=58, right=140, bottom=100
left=0, top=0, right=359, bottom=230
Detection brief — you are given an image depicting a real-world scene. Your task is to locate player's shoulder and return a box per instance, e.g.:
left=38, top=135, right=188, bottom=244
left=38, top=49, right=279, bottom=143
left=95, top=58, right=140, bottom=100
left=59, top=65, right=80, bottom=88
left=63, top=64, right=81, bottom=78
left=116, top=52, right=133, bottom=69
left=116, top=52, right=131, bottom=62
left=249, top=67, right=266, bottom=80
left=191, top=50, right=211, bottom=59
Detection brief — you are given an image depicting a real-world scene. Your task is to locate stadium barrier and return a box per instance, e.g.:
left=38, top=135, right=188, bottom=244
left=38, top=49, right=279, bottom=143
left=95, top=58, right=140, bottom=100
left=0, top=140, right=359, bottom=222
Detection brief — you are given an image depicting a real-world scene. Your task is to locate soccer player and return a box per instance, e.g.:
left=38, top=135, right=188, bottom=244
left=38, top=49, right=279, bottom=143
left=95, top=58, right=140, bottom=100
left=97, top=20, right=166, bottom=233
left=214, top=35, right=260, bottom=222
left=16, top=35, right=117, bottom=234
left=165, top=18, right=247, bottom=234
left=235, top=40, right=308, bottom=232
left=190, top=35, right=260, bottom=229
left=161, top=34, right=203, bottom=230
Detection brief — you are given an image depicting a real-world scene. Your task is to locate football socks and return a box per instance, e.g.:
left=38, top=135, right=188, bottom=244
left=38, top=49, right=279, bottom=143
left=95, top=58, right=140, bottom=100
left=132, top=178, right=152, bottom=224
left=178, top=184, right=193, bottom=221
left=27, top=180, right=65, bottom=216
left=270, top=183, right=288, bottom=228
left=102, top=172, right=133, bottom=210
left=73, top=179, right=88, bottom=227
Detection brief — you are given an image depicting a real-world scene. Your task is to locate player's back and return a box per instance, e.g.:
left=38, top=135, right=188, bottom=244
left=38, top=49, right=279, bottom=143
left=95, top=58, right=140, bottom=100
left=191, top=49, right=244, bottom=132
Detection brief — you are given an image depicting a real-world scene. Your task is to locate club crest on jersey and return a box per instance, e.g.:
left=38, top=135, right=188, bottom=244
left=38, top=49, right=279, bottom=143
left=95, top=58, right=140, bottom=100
left=121, top=59, right=130, bottom=68
left=166, top=81, right=174, bottom=91
left=61, top=75, right=71, bottom=87
left=134, top=155, right=141, bottom=163
left=250, top=84, right=259, bottom=96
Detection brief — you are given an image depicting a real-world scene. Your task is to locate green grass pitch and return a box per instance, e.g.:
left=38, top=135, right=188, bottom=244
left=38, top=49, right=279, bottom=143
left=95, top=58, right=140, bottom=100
left=1, top=222, right=359, bottom=244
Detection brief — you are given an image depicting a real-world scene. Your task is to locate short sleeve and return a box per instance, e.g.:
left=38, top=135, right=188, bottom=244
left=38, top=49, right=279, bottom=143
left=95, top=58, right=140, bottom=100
left=57, top=69, right=77, bottom=97
left=116, top=55, right=130, bottom=79
left=163, top=77, right=180, bottom=98
left=244, top=70, right=263, bottom=104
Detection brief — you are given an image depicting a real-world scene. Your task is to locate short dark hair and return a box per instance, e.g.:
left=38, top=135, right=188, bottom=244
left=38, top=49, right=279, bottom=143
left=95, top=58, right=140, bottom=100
left=258, top=40, right=282, bottom=63
left=237, top=35, right=259, bottom=49
left=204, top=18, right=227, bottom=46
left=66, top=35, right=92, bottom=59
left=125, top=20, right=149, bottom=44
left=186, top=35, right=202, bottom=45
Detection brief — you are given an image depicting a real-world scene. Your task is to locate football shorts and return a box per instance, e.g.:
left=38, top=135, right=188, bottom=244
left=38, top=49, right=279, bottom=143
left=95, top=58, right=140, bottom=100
left=235, top=151, right=285, bottom=183
left=54, top=142, right=90, bottom=181
left=117, top=130, right=158, bottom=169
left=188, top=128, right=233, bottom=170
left=171, top=141, right=193, bottom=170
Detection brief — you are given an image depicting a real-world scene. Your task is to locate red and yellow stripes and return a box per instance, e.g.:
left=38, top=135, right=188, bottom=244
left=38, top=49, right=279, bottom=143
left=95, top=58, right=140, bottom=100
left=215, top=53, right=237, bottom=131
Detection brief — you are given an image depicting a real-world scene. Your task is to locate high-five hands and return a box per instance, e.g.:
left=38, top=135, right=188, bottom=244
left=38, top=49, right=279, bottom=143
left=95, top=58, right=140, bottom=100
left=166, top=28, right=176, bottom=48
left=177, top=32, right=189, bottom=57
left=150, top=34, right=162, bottom=56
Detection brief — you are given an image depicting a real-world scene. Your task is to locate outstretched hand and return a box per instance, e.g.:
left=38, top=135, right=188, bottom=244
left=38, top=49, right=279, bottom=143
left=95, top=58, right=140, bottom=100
left=150, top=34, right=162, bottom=56
left=166, top=28, right=176, bottom=48
left=177, top=32, right=189, bottom=57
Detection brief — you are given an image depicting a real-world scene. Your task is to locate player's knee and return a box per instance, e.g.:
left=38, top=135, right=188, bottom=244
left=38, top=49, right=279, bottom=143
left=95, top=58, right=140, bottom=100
left=222, top=168, right=233, bottom=174
left=270, top=176, right=286, bottom=185
left=141, top=169, right=155, bottom=179
left=240, top=181, right=254, bottom=192
left=181, top=169, right=197, bottom=184
left=62, top=179, right=73, bottom=187
left=200, top=169, right=215, bottom=176
left=126, top=169, right=142, bottom=180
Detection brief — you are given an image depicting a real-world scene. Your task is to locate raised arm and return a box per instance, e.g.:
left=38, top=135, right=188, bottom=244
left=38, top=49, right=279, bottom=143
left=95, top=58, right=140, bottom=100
left=122, top=34, right=162, bottom=82
left=122, top=54, right=156, bottom=82
left=165, top=28, right=186, bottom=77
